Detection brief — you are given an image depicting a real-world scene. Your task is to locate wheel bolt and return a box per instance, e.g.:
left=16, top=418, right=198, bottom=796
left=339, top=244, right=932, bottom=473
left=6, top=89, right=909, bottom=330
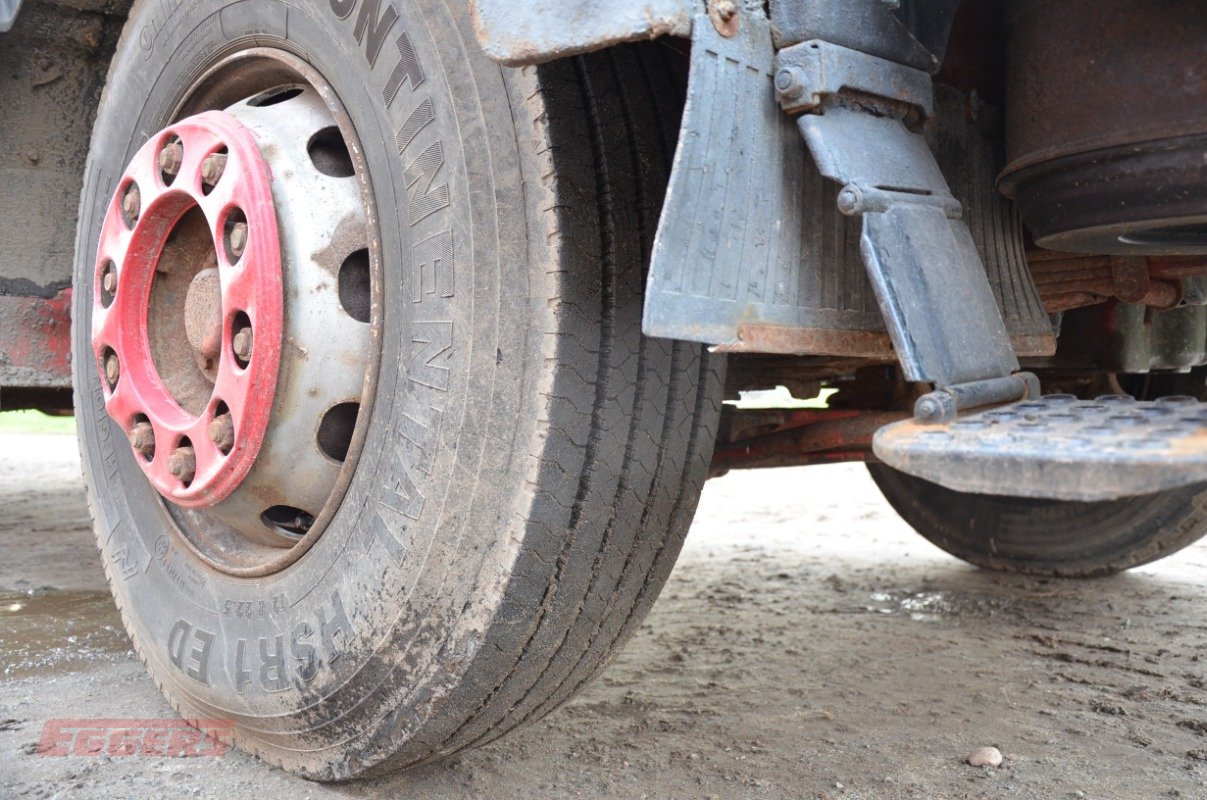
left=158, top=141, right=184, bottom=176
left=209, top=412, right=235, bottom=454
left=128, top=421, right=155, bottom=459
left=101, top=264, right=117, bottom=295
left=232, top=327, right=253, bottom=362
left=104, top=352, right=120, bottom=387
left=201, top=152, right=228, bottom=187
left=167, top=446, right=196, bottom=484
left=122, top=184, right=140, bottom=223
left=228, top=221, right=248, bottom=259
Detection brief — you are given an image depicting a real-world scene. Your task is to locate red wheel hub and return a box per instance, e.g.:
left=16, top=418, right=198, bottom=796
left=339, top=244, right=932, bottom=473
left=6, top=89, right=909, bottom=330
left=91, top=111, right=283, bottom=507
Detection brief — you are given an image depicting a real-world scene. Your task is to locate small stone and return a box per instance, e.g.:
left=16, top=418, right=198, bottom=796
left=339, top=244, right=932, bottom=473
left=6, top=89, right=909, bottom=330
left=966, top=746, right=1003, bottom=768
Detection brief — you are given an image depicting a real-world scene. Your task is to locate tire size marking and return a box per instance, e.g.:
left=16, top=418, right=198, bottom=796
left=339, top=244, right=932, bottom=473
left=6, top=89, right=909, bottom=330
left=167, top=620, right=216, bottom=685
left=229, top=590, right=353, bottom=693
left=222, top=594, right=287, bottom=620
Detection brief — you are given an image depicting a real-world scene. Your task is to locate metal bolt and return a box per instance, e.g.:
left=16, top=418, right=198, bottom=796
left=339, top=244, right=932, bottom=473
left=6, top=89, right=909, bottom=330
left=715, top=0, right=737, bottom=20
left=836, top=186, right=864, bottom=216
left=915, top=396, right=945, bottom=423
left=775, top=68, right=805, bottom=101
left=158, top=140, right=184, bottom=176
left=228, top=221, right=248, bottom=259
left=201, top=152, right=228, bottom=187
left=167, top=446, right=197, bottom=484
left=232, top=327, right=253, bottom=362
left=128, top=421, right=155, bottom=460
left=209, top=413, right=235, bottom=454
left=122, top=184, right=140, bottom=223
left=104, top=352, right=120, bottom=387
left=101, top=264, right=117, bottom=295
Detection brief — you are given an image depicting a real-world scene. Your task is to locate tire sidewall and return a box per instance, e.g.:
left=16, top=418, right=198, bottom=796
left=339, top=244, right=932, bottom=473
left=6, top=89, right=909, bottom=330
left=73, top=0, right=536, bottom=770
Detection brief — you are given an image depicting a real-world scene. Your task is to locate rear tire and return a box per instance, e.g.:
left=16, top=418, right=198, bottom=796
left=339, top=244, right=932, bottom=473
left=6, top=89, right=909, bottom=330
left=74, top=0, right=721, bottom=779
left=868, top=464, right=1207, bottom=576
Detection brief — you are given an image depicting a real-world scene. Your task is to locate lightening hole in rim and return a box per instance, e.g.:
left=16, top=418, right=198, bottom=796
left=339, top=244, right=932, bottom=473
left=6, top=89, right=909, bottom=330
left=261, top=505, right=315, bottom=538
left=308, top=126, right=355, bottom=178
left=246, top=84, right=304, bottom=108
left=338, top=249, right=371, bottom=323
left=317, top=402, right=359, bottom=463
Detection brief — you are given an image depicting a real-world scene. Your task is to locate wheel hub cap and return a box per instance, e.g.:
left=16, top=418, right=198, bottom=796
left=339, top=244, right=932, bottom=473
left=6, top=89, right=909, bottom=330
left=91, top=111, right=284, bottom=507
left=91, top=63, right=378, bottom=571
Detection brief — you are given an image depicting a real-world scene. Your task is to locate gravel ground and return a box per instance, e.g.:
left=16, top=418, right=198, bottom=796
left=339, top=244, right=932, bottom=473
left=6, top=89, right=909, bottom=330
left=3, top=431, right=1207, bottom=799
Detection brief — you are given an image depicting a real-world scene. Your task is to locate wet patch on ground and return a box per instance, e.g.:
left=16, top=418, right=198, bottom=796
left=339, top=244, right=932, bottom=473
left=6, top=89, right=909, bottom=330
left=0, top=590, right=131, bottom=680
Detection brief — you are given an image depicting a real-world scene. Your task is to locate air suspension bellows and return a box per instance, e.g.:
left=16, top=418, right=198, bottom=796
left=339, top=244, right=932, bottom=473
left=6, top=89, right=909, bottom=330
left=999, top=0, right=1207, bottom=255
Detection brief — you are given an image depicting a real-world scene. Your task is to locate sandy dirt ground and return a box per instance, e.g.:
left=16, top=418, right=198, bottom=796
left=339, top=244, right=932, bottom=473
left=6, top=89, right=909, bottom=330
left=2, top=431, right=1207, bottom=799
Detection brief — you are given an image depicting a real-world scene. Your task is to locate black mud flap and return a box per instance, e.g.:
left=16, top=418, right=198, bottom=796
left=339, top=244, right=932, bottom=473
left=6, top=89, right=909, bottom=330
left=644, top=12, right=1054, bottom=363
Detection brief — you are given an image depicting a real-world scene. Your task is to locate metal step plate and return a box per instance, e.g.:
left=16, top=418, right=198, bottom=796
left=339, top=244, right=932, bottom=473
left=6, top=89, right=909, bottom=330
left=873, top=394, right=1207, bottom=501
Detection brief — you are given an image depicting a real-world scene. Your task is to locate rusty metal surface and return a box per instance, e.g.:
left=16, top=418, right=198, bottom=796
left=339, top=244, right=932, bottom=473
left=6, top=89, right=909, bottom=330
left=471, top=0, right=700, bottom=66
left=716, top=325, right=894, bottom=358
left=0, top=288, right=71, bottom=388
left=0, top=1, right=129, bottom=297
left=773, top=38, right=934, bottom=116
left=875, top=394, right=1207, bottom=502
left=1000, top=0, right=1207, bottom=255
left=711, top=407, right=906, bottom=473
left=1029, top=252, right=1207, bottom=314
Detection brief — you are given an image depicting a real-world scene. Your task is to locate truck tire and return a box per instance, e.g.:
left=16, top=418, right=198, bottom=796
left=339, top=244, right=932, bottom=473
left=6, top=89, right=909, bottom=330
left=72, top=0, right=722, bottom=779
left=867, top=464, right=1207, bottom=576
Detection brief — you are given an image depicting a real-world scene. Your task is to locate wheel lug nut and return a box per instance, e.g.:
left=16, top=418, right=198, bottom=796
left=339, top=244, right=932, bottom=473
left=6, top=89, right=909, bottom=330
left=101, top=264, right=117, bottom=294
left=228, top=221, right=248, bottom=259
left=104, top=352, right=120, bottom=387
left=209, top=412, right=234, bottom=455
left=122, top=184, right=141, bottom=223
left=168, top=446, right=196, bottom=484
left=128, top=421, right=155, bottom=459
left=232, top=327, right=253, bottom=362
left=158, top=141, right=183, bottom=176
left=201, top=152, right=228, bottom=187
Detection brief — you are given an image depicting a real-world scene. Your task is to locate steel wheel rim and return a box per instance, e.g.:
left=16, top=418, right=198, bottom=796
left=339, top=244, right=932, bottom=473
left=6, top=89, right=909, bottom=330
left=92, top=47, right=384, bottom=577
